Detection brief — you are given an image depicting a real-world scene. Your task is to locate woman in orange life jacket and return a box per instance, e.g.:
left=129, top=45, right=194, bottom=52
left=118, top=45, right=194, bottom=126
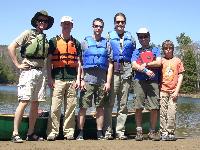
left=8, top=10, right=54, bottom=143
left=131, top=27, right=161, bottom=141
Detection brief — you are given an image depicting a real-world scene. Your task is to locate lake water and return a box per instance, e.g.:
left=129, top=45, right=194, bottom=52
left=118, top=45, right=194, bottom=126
left=0, top=85, right=200, bottom=138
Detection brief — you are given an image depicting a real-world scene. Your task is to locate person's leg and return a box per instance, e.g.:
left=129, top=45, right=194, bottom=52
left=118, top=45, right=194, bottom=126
left=104, top=73, right=119, bottom=139
left=96, top=107, right=104, bottom=140
left=133, top=80, right=146, bottom=141
left=47, top=80, right=66, bottom=139
left=13, top=101, right=29, bottom=136
left=115, top=78, right=131, bottom=139
left=27, top=101, right=39, bottom=135
left=63, top=81, right=77, bottom=139
left=76, top=108, right=86, bottom=140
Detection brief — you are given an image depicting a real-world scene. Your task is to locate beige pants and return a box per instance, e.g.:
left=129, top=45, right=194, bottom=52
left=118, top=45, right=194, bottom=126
left=104, top=73, right=131, bottom=135
left=47, top=80, right=77, bottom=137
left=160, top=91, right=177, bottom=135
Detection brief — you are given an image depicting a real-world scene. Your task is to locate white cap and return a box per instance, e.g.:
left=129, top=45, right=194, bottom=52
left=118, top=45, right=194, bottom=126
left=60, top=16, right=73, bottom=23
left=136, top=27, right=149, bottom=34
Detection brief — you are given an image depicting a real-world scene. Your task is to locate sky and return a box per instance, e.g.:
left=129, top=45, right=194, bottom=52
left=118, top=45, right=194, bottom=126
left=0, top=0, right=200, bottom=47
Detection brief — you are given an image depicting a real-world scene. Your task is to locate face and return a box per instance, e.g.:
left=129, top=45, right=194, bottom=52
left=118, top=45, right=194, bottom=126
left=36, top=16, right=49, bottom=30
left=93, top=20, right=103, bottom=36
left=137, top=33, right=150, bottom=47
left=114, top=15, right=126, bottom=34
left=61, top=21, right=73, bottom=34
left=163, top=44, right=174, bottom=59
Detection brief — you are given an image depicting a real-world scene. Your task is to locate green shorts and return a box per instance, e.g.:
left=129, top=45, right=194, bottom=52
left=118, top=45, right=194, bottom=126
left=79, top=83, right=109, bottom=108
left=133, top=80, right=160, bottom=110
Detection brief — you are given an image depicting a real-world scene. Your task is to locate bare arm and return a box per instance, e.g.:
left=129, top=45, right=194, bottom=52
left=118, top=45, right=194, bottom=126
left=171, top=73, right=184, bottom=100
left=104, top=61, right=113, bottom=92
left=46, top=54, right=54, bottom=87
left=8, top=42, right=29, bottom=69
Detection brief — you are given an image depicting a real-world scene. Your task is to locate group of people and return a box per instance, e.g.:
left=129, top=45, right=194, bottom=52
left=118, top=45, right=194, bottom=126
left=7, top=10, right=185, bottom=143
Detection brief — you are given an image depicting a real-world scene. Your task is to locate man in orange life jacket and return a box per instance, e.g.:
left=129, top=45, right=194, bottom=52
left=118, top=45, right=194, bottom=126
left=132, top=27, right=161, bottom=141
left=46, top=16, right=82, bottom=141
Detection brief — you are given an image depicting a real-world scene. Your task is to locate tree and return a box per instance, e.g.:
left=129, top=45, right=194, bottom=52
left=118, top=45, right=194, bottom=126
left=176, top=33, right=197, bottom=93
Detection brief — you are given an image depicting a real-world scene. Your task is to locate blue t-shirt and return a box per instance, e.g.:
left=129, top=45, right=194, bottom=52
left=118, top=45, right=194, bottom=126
left=132, top=47, right=161, bottom=81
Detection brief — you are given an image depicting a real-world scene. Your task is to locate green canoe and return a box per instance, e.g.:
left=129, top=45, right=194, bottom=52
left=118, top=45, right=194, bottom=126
left=0, top=111, right=159, bottom=140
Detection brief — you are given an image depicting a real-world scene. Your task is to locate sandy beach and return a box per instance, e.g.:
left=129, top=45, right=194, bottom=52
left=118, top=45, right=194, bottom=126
left=1, top=137, right=200, bottom=150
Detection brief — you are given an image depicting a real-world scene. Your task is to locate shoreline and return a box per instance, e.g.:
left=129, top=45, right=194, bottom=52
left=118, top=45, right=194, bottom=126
left=0, top=137, right=200, bottom=150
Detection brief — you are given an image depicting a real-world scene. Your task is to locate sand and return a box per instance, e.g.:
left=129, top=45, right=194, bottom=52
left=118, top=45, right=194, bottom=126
left=0, top=138, right=200, bottom=150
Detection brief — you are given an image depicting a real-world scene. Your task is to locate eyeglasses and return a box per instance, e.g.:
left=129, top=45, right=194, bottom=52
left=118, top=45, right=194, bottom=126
left=93, top=25, right=103, bottom=29
left=116, top=21, right=125, bottom=24
left=163, top=47, right=173, bottom=50
left=37, top=19, right=48, bottom=24
left=138, top=35, right=149, bottom=39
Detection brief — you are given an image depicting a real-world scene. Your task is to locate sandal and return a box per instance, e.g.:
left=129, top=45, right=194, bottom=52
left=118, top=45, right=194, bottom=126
left=11, top=134, right=23, bottom=143
left=26, top=133, right=44, bottom=141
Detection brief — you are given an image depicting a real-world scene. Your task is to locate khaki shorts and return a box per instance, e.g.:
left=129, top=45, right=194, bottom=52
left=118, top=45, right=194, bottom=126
left=133, top=80, right=160, bottom=110
left=79, top=83, right=109, bottom=108
left=18, top=69, right=46, bottom=101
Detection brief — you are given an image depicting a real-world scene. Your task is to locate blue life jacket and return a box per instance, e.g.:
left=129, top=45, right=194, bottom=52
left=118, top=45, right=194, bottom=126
left=83, top=36, right=108, bottom=70
left=109, top=31, right=134, bottom=62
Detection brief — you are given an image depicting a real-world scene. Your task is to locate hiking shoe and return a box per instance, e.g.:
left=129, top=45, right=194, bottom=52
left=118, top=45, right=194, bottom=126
left=11, top=134, right=23, bottom=143
left=135, top=130, right=143, bottom=141
left=161, top=134, right=169, bottom=141
left=116, top=133, right=128, bottom=140
left=64, top=135, right=74, bottom=140
left=47, top=133, right=56, bottom=141
left=97, top=131, right=105, bottom=140
left=26, top=133, right=44, bottom=141
left=104, top=132, right=113, bottom=140
left=148, top=131, right=160, bottom=141
left=76, top=131, right=84, bottom=141
left=168, top=134, right=176, bottom=141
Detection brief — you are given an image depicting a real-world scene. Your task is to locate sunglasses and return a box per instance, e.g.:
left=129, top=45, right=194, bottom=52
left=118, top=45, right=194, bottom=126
left=138, top=35, right=149, bottom=39
left=37, top=19, right=49, bottom=24
left=93, top=25, right=103, bottom=29
left=116, top=21, right=125, bottom=24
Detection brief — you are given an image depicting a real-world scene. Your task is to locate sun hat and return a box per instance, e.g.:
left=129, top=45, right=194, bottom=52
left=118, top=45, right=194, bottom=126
left=60, top=16, right=73, bottom=24
left=136, top=27, right=149, bottom=34
left=31, top=10, right=54, bottom=30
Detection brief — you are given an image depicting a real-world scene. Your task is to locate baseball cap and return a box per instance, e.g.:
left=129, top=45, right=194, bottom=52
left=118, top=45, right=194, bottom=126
left=136, top=27, right=149, bottom=34
left=60, top=16, right=73, bottom=23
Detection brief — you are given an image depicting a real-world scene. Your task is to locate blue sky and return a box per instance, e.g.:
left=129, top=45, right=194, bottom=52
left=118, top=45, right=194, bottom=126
left=0, top=0, right=199, bottom=46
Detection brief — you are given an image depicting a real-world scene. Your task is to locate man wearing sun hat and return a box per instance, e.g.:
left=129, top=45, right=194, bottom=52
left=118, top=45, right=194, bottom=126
left=46, top=16, right=82, bottom=141
left=132, top=27, right=161, bottom=141
left=8, top=10, right=54, bottom=143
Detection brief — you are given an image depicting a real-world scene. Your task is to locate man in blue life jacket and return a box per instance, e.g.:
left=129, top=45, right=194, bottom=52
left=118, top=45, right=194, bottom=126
left=76, top=18, right=113, bottom=140
left=132, top=27, right=161, bottom=141
left=8, top=10, right=54, bottom=143
left=104, top=12, right=136, bottom=140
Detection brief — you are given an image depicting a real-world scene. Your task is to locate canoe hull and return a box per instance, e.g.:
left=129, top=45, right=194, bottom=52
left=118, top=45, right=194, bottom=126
left=0, top=112, right=159, bottom=140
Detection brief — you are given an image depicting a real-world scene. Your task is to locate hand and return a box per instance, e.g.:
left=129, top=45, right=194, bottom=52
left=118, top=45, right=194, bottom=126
left=80, top=80, right=86, bottom=91
left=171, top=91, right=178, bottom=101
left=17, top=63, right=30, bottom=69
left=146, top=70, right=155, bottom=78
left=47, top=78, right=55, bottom=88
left=74, top=79, right=81, bottom=89
left=103, top=82, right=110, bottom=92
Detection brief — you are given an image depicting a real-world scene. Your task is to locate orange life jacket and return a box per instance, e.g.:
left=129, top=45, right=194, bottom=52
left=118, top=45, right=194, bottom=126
left=51, top=36, right=78, bottom=68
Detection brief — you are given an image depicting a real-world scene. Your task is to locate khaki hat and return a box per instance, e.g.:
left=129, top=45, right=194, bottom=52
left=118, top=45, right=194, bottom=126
left=60, top=16, right=73, bottom=23
left=31, top=10, right=54, bottom=30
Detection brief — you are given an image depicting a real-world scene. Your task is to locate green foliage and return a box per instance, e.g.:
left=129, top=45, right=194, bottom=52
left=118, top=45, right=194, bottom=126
left=180, top=48, right=197, bottom=93
left=177, top=33, right=197, bottom=93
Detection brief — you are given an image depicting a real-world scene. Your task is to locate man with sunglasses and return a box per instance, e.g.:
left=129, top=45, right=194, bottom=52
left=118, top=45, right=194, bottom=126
left=104, top=12, right=136, bottom=140
left=8, top=10, right=54, bottom=143
left=76, top=18, right=113, bottom=140
left=46, top=16, right=82, bottom=141
left=132, top=27, right=161, bottom=141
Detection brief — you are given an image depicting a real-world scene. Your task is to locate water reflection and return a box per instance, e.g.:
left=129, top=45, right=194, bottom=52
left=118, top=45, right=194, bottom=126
left=0, top=86, right=200, bottom=138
